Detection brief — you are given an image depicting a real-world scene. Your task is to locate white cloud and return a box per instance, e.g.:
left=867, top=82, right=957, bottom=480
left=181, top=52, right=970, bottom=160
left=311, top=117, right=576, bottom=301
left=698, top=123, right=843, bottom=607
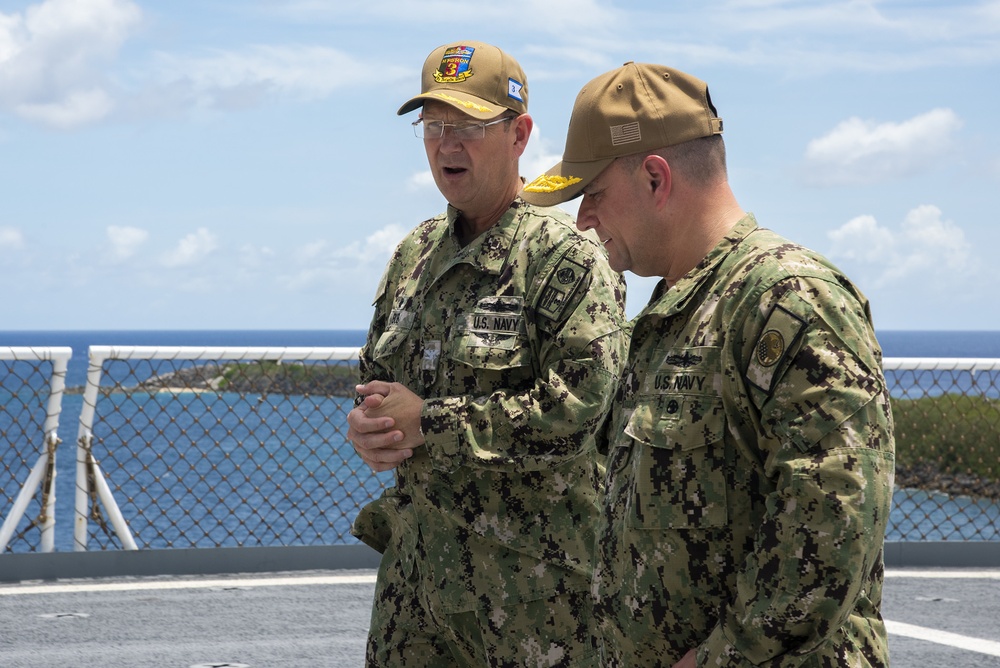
left=0, top=0, right=141, bottom=128
left=803, top=109, right=963, bottom=186
left=105, top=224, right=148, bottom=261
left=280, top=224, right=406, bottom=291
left=827, top=205, right=977, bottom=287
left=0, top=226, right=25, bottom=250
left=406, top=170, right=435, bottom=192
left=145, top=45, right=391, bottom=113
left=360, top=224, right=407, bottom=259
left=264, top=0, right=619, bottom=34
left=827, top=215, right=894, bottom=264
left=522, top=123, right=563, bottom=187
left=160, top=227, right=218, bottom=268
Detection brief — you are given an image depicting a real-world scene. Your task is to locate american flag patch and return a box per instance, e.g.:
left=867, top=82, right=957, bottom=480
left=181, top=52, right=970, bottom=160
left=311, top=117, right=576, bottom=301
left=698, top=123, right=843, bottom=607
left=611, top=122, right=641, bottom=145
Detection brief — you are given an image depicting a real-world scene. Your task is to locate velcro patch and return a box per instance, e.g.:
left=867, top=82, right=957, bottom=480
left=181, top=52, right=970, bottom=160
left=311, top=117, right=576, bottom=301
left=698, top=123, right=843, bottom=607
left=466, top=312, right=523, bottom=334
left=536, top=256, right=587, bottom=320
left=387, top=309, right=415, bottom=330
left=745, top=305, right=806, bottom=394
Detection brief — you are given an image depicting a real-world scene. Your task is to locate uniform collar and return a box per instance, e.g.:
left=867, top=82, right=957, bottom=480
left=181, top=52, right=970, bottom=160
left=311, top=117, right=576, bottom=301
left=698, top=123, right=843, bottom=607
left=639, top=213, right=759, bottom=319
left=443, top=199, right=525, bottom=276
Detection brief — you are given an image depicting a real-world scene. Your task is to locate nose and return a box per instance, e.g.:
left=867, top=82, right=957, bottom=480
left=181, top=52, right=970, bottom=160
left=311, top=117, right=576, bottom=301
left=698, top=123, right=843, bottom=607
left=576, top=195, right=597, bottom=232
left=438, top=128, right=464, bottom=152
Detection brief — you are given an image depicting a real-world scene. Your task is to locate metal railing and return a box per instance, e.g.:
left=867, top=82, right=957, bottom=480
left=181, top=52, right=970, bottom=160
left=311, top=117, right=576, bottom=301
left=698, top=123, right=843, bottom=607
left=0, top=347, right=71, bottom=553
left=2, top=349, right=998, bottom=554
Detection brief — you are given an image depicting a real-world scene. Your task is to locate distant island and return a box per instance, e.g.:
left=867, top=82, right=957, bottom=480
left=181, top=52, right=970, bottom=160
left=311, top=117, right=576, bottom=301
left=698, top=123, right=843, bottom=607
left=62, top=360, right=360, bottom=397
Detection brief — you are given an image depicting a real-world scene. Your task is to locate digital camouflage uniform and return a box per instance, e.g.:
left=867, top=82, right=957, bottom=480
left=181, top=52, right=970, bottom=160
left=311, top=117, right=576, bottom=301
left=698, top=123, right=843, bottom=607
left=594, top=214, right=894, bottom=667
left=352, top=198, right=627, bottom=667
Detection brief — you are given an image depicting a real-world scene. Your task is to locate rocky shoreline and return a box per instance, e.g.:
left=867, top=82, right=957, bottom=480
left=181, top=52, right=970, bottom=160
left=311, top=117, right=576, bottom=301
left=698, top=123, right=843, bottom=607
left=895, top=462, right=1000, bottom=501
left=134, top=361, right=359, bottom=396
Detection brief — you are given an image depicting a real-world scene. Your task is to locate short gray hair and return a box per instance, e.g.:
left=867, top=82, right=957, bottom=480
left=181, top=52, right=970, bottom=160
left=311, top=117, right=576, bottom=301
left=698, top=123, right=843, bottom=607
left=619, top=135, right=727, bottom=186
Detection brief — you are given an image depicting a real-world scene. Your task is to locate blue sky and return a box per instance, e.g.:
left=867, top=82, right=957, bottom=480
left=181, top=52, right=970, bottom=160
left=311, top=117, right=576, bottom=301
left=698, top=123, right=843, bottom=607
left=1, top=0, right=998, bottom=331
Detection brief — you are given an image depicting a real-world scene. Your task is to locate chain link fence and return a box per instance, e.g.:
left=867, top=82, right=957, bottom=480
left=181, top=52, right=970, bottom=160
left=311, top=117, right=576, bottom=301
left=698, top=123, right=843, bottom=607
left=0, top=348, right=70, bottom=553
left=3, top=349, right=999, bottom=553
left=73, top=346, right=392, bottom=551
left=885, top=358, right=1000, bottom=541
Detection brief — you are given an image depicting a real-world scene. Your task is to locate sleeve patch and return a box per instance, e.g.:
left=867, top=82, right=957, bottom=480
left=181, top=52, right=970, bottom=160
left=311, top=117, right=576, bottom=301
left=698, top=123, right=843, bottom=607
left=745, top=304, right=806, bottom=394
left=536, top=256, right=588, bottom=320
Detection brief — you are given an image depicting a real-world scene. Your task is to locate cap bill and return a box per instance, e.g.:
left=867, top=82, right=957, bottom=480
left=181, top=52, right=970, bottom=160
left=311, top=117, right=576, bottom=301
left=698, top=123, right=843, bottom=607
left=397, top=91, right=504, bottom=119
left=520, top=158, right=614, bottom=207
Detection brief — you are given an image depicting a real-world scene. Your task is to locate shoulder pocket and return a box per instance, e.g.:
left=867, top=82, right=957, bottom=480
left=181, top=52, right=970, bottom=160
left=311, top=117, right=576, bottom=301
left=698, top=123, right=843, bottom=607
left=372, top=310, right=414, bottom=364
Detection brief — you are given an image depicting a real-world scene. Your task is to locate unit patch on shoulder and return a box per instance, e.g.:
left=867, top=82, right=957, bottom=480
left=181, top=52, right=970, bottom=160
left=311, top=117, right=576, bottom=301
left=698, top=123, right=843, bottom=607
left=745, top=305, right=806, bottom=394
left=756, top=330, right=784, bottom=367
left=537, top=255, right=587, bottom=320
left=435, top=45, right=475, bottom=83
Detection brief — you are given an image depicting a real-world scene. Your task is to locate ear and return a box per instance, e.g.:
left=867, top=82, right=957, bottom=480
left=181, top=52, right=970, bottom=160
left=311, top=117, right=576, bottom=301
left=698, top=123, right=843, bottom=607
left=511, top=114, right=533, bottom=156
left=642, top=154, right=672, bottom=206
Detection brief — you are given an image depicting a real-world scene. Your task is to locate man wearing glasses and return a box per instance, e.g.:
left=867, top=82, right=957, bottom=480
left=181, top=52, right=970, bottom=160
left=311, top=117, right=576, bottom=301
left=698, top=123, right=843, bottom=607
left=346, top=41, right=627, bottom=667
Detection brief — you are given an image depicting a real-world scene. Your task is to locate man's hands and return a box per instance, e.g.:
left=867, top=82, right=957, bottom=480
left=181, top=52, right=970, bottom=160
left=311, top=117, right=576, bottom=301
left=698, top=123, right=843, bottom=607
left=346, top=380, right=425, bottom=472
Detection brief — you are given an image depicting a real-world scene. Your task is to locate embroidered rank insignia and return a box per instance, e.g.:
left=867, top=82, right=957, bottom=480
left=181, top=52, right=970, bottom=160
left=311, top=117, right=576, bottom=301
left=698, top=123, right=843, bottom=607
left=745, top=305, right=806, bottom=394
left=435, top=45, right=475, bottom=83
left=523, top=174, right=583, bottom=193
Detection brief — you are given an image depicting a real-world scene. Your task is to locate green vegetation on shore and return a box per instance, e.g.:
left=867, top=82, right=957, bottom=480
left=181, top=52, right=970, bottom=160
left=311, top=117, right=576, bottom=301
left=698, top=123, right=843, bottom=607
left=890, top=394, right=999, bottom=498
left=214, top=360, right=360, bottom=396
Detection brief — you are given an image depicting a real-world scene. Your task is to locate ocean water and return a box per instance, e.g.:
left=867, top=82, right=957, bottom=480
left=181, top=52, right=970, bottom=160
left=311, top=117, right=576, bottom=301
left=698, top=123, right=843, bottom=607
left=2, top=329, right=998, bottom=551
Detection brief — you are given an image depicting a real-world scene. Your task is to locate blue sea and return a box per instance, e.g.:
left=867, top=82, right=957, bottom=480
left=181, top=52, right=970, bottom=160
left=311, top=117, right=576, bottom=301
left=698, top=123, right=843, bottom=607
left=1, top=329, right=998, bottom=551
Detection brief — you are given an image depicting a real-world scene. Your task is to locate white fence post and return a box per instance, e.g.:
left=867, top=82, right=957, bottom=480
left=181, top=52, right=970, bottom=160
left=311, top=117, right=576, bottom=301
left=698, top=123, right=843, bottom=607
left=0, top=347, right=71, bottom=554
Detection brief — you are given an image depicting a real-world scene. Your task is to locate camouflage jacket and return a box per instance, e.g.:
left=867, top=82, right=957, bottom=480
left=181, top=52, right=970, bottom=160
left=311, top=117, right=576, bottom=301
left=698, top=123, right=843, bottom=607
left=352, top=198, right=627, bottom=613
left=594, top=215, right=894, bottom=667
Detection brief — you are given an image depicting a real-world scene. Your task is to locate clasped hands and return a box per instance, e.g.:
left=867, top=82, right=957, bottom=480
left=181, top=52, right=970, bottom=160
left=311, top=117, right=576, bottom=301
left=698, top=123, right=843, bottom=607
left=346, top=380, right=425, bottom=472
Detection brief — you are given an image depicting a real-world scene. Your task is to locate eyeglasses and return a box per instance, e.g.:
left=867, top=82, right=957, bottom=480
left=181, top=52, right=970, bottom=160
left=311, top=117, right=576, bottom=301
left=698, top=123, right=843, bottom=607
left=412, top=116, right=514, bottom=141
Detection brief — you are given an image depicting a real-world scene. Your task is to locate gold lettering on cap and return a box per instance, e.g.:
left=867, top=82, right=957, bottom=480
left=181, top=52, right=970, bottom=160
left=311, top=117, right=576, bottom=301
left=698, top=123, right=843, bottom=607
left=523, top=174, right=583, bottom=193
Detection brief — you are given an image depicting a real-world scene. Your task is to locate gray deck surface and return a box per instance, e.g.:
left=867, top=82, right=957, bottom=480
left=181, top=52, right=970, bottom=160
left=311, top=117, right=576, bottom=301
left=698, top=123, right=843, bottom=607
left=1, top=567, right=999, bottom=667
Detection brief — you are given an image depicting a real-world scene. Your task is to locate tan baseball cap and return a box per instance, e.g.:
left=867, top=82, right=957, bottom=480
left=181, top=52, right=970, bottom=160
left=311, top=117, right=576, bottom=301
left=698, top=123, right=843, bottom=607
left=397, top=40, right=528, bottom=120
left=521, top=62, right=723, bottom=206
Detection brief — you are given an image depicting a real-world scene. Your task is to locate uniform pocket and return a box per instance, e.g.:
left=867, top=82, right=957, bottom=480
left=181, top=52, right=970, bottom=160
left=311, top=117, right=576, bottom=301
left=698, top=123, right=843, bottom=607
left=450, top=330, right=534, bottom=393
left=625, top=395, right=730, bottom=530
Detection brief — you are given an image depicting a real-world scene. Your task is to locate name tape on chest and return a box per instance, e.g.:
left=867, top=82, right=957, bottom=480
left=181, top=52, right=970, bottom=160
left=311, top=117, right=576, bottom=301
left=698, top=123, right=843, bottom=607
left=466, top=312, right=523, bottom=335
